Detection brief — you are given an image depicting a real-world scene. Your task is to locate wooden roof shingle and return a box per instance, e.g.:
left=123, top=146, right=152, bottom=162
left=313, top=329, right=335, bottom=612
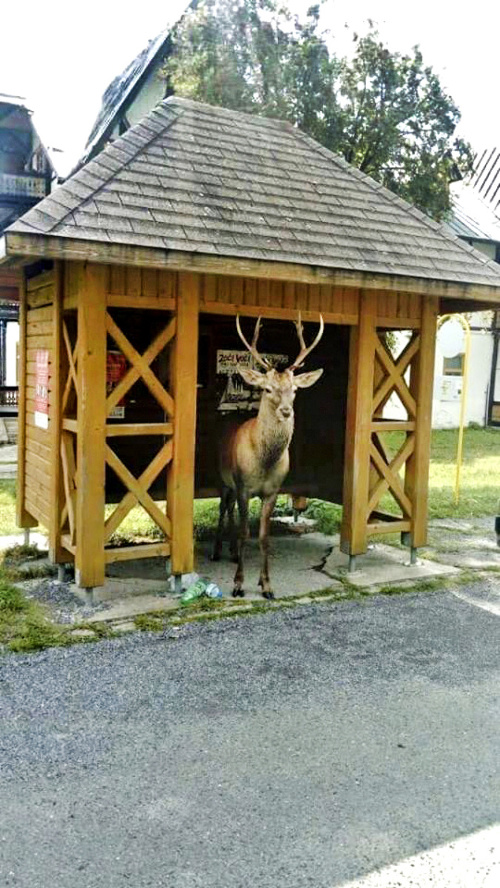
left=4, top=97, right=500, bottom=299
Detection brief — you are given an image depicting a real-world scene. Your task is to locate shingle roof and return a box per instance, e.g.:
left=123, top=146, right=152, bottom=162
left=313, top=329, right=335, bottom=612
left=6, top=97, right=500, bottom=290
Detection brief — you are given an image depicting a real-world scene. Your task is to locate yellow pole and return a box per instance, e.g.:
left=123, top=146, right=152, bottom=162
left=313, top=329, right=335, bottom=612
left=454, top=317, right=471, bottom=504
left=437, top=314, right=471, bottom=504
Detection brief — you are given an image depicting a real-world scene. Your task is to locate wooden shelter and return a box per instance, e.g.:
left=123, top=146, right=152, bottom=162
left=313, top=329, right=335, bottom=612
left=1, top=97, right=500, bottom=588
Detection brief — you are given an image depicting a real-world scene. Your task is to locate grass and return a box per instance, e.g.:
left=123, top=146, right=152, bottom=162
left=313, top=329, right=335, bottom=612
left=0, top=429, right=497, bottom=546
left=0, top=578, right=67, bottom=653
left=0, top=480, right=20, bottom=537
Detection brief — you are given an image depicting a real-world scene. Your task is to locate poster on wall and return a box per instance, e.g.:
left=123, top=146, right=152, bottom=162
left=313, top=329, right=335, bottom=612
left=438, top=375, right=462, bottom=402
left=106, top=351, right=128, bottom=418
left=34, top=349, right=49, bottom=429
left=216, top=349, right=288, bottom=412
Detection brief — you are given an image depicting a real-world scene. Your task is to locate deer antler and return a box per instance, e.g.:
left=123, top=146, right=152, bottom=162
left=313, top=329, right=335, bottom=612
left=289, top=312, right=324, bottom=371
left=236, top=315, right=272, bottom=370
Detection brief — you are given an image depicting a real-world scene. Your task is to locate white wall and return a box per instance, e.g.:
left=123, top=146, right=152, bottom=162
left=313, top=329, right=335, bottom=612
left=111, top=65, right=167, bottom=141
left=432, top=326, right=493, bottom=428
left=382, top=317, right=494, bottom=429
left=5, top=321, right=19, bottom=385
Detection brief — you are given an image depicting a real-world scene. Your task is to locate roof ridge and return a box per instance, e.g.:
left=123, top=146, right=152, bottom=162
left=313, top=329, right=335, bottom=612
left=164, top=95, right=294, bottom=134
left=293, top=128, right=500, bottom=278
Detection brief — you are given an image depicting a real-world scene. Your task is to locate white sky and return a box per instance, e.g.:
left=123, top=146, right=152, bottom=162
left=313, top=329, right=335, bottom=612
left=0, top=0, right=498, bottom=176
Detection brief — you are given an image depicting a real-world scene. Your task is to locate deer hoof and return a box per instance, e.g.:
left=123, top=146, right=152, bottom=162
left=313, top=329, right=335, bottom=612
left=232, top=588, right=245, bottom=598
left=262, top=590, right=275, bottom=600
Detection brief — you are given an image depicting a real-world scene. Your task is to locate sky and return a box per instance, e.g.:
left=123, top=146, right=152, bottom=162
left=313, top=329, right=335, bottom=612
left=0, top=0, right=498, bottom=176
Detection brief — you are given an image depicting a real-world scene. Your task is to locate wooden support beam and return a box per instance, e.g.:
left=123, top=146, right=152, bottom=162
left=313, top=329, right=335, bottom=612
left=340, top=291, right=377, bottom=555
left=16, top=269, right=38, bottom=530
left=60, top=431, right=77, bottom=545
left=105, top=422, right=173, bottom=437
left=404, top=296, right=439, bottom=548
left=49, top=261, right=71, bottom=562
left=5, top=230, right=500, bottom=306
left=104, top=542, right=171, bottom=564
left=168, top=272, right=200, bottom=575
left=104, top=440, right=173, bottom=541
left=75, top=263, right=107, bottom=588
left=105, top=314, right=176, bottom=416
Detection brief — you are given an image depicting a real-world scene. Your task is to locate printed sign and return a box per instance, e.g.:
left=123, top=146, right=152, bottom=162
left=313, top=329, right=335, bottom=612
left=438, top=375, right=462, bottom=402
left=107, top=351, right=128, bottom=419
left=34, top=349, right=49, bottom=429
left=216, top=349, right=288, bottom=412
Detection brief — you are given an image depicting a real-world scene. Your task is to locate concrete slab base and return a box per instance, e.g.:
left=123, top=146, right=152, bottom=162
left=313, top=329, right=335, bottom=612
left=323, top=542, right=460, bottom=587
left=193, top=534, right=336, bottom=597
left=84, top=594, right=176, bottom=624
left=80, top=534, right=339, bottom=623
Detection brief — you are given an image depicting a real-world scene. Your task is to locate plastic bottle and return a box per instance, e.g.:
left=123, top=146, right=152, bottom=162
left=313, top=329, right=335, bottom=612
left=205, top=581, right=222, bottom=599
left=181, top=578, right=208, bottom=605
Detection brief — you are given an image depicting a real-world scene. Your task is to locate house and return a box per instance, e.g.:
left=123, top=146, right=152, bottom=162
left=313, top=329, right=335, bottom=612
left=440, top=165, right=500, bottom=427
left=78, top=2, right=198, bottom=168
left=0, top=95, right=56, bottom=428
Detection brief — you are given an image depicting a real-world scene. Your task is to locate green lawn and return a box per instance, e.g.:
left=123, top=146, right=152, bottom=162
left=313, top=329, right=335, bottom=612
left=0, top=428, right=498, bottom=543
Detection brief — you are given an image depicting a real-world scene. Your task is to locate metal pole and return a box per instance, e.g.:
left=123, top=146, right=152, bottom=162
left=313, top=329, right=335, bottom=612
left=454, top=317, right=471, bottom=505
left=437, top=314, right=471, bottom=505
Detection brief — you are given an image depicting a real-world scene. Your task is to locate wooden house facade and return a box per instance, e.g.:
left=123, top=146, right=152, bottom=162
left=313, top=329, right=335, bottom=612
left=2, top=98, right=500, bottom=589
left=0, top=96, right=56, bottom=407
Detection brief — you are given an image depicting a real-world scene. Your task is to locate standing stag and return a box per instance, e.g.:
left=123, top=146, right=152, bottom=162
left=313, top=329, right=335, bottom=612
left=213, top=313, right=324, bottom=598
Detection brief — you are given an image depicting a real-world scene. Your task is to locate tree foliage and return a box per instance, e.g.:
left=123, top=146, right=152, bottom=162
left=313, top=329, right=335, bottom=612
left=165, top=0, right=473, bottom=219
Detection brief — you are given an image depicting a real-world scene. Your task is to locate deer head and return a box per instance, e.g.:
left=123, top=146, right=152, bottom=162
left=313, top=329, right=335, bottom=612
left=235, top=314, right=324, bottom=423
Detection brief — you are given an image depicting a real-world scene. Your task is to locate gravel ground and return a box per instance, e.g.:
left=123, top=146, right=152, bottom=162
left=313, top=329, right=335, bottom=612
left=19, top=578, right=112, bottom=624
left=1, top=587, right=499, bottom=887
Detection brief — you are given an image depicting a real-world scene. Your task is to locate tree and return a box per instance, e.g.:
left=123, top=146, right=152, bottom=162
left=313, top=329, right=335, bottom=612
left=165, top=1, right=473, bottom=219
left=329, top=31, right=473, bottom=218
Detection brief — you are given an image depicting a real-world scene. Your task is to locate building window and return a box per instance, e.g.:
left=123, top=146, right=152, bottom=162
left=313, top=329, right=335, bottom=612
left=443, top=354, right=464, bottom=376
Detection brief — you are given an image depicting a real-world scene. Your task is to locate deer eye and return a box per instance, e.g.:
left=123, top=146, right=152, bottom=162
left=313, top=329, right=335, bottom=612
left=265, top=386, right=273, bottom=394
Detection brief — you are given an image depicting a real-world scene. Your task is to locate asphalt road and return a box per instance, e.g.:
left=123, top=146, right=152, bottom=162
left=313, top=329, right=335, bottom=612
left=1, top=587, right=499, bottom=888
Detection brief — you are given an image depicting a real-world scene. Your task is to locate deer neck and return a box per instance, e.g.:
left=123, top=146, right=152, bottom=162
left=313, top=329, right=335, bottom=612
left=253, top=398, right=293, bottom=467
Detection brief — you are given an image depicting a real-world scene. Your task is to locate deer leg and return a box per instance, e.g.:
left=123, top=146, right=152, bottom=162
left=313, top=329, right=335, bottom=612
left=233, top=489, right=249, bottom=597
left=227, top=490, right=238, bottom=562
left=258, top=493, right=277, bottom=599
left=212, top=486, right=230, bottom=561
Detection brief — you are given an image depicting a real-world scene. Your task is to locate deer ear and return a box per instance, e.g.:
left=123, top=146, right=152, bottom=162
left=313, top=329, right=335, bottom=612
left=237, top=367, right=267, bottom=388
left=293, top=368, right=323, bottom=388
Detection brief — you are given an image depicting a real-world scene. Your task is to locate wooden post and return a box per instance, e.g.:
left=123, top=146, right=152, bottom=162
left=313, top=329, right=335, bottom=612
left=16, top=268, right=37, bottom=530
left=340, top=290, right=377, bottom=556
left=168, top=272, right=200, bottom=576
left=405, top=295, right=439, bottom=548
left=49, top=260, right=70, bottom=563
left=75, top=263, right=108, bottom=588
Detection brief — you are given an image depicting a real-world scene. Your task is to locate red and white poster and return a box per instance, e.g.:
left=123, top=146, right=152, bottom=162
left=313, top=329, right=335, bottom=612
left=34, top=349, right=49, bottom=429
left=107, top=351, right=128, bottom=419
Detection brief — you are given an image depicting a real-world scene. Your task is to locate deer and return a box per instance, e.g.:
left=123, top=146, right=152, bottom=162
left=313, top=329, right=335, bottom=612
left=212, top=313, right=324, bottom=599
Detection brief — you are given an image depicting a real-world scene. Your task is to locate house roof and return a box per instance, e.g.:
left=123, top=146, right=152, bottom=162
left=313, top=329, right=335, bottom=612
left=447, top=180, right=500, bottom=243
left=4, top=97, right=500, bottom=300
left=80, top=28, right=172, bottom=166
left=470, top=148, right=500, bottom=216
left=80, top=2, right=198, bottom=167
